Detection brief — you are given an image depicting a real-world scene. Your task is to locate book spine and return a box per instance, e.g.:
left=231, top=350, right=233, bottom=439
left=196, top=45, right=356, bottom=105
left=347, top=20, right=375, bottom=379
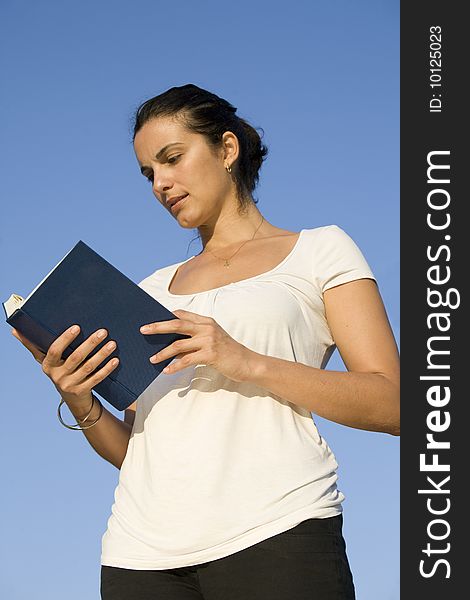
left=7, top=308, right=75, bottom=358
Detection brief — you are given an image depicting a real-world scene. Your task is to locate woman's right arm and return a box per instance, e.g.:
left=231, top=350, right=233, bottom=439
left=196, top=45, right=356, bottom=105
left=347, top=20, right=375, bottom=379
left=12, top=325, right=133, bottom=470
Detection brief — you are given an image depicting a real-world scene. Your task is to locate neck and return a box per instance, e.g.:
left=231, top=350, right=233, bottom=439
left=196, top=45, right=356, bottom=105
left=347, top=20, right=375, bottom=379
left=198, top=205, right=270, bottom=253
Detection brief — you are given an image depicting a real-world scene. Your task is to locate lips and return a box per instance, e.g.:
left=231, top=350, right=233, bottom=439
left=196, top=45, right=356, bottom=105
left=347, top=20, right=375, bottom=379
left=167, top=194, right=188, bottom=209
left=169, top=194, right=189, bottom=215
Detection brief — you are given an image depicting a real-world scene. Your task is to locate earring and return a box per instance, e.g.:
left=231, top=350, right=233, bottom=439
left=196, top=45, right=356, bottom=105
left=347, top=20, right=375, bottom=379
left=225, top=163, right=232, bottom=174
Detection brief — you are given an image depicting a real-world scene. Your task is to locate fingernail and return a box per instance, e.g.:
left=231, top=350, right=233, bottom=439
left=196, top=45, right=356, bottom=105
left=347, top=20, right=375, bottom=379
left=140, top=325, right=151, bottom=333
left=97, top=329, right=107, bottom=338
left=71, top=325, right=79, bottom=334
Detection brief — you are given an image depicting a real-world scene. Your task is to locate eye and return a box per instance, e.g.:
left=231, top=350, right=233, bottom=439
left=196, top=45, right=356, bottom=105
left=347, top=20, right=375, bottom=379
left=168, top=154, right=181, bottom=164
left=145, top=174, right=153, bottom=183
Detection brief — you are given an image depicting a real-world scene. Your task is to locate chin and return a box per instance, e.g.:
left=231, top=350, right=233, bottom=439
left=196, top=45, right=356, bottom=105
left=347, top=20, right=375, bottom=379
left=175, top=213, right=201, bottom=229
left=175, top=219, right=195, bottom=229
left=175, top=207, right=209, bottom=230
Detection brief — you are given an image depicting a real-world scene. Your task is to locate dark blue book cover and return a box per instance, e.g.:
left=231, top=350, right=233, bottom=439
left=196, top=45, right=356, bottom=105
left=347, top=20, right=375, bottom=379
left=3, top=241, right=188, bottom=410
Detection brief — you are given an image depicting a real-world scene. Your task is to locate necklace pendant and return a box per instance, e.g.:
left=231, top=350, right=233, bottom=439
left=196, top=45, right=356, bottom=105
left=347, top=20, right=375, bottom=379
left=223, top=260, right=230, bottom=268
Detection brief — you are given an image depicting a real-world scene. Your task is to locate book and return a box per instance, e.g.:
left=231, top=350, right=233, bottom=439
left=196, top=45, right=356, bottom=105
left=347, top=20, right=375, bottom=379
left=3, top=240, right=189, bottom=411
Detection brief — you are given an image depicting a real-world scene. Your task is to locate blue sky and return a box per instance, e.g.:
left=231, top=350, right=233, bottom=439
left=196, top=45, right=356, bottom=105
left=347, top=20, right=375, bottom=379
left=0, top=1, right=399, bottom=598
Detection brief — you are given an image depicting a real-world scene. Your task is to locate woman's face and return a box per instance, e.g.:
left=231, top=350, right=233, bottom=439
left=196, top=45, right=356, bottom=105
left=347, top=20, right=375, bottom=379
left=134, top=116, right=237, bottom=229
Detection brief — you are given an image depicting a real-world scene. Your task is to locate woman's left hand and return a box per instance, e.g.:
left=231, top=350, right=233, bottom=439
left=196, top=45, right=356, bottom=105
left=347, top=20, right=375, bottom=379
left=140, top=309, right=258, bottom=382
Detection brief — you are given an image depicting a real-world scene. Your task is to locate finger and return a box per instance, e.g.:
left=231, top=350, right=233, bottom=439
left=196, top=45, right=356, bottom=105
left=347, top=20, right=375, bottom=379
left=60, top=327, right=111, bottom=374
left=149, top=337, right=200, bottom=364
left=140, top=318, right=196, bottom=336
left=12, top=328, right=47, bottom=363
left=163, top=349, right=207, bottom=375
left=69, top=338, right=118, bottom=384
left=172, top=309, right=213, bottom=324
left=43, top=324, right=84, bottom=368
left=82, top=355, right=120, bottom=389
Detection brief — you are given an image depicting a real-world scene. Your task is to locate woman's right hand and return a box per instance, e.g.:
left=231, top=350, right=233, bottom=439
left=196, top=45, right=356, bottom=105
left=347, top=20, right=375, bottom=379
left=11, top=325, right=119, bottom=407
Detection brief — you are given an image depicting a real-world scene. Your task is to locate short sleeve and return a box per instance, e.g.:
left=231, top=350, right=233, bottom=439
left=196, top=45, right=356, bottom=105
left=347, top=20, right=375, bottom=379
left=313, top=225, right=377, bottom=293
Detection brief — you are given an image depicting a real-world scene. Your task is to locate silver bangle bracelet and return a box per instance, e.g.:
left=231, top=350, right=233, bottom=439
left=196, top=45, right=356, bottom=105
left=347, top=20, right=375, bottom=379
left=57, top=395, right=103, bottom=430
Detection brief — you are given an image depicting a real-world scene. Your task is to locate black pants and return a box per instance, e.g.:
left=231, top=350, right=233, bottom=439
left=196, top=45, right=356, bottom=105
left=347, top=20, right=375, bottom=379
left=101, top=514, right=355, bottom=599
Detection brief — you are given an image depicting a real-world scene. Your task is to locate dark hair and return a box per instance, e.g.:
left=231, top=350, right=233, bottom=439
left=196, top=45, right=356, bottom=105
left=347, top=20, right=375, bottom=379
left=132, top=84, right=268, bottom=210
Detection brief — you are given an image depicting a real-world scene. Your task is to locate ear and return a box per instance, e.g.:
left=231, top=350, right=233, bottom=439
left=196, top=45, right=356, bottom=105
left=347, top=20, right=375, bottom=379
left=221, top=131, right=240, bottom=166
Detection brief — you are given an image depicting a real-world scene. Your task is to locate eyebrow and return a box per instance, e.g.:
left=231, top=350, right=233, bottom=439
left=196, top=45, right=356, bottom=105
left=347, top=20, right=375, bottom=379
left=140, top=142, right=184, bottom=175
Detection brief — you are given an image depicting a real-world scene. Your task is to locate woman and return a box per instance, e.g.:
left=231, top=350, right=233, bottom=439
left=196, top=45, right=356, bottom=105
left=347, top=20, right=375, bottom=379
left=13, top=84, right=400, bottom=599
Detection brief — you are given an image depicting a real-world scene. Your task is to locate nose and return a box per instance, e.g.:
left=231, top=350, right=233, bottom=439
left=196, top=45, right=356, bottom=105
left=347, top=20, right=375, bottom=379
left=152, top=170, right=173, bottom=202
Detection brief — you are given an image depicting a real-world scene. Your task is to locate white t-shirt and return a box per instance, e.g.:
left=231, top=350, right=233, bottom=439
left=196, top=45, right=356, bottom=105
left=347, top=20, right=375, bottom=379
left=101, top=225, right=376, bottom=570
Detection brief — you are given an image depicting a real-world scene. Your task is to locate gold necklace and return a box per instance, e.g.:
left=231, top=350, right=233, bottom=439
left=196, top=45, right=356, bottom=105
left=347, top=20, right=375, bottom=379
left=202, top=216, right=265, bottom=268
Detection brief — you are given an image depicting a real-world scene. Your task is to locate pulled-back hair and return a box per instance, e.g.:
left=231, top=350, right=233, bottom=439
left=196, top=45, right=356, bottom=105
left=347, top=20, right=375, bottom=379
left=132, top=84, right=268, bottom=209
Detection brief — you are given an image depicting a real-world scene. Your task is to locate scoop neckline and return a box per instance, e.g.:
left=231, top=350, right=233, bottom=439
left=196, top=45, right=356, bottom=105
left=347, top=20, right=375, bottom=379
left=165, top=229, right=306, bottom=297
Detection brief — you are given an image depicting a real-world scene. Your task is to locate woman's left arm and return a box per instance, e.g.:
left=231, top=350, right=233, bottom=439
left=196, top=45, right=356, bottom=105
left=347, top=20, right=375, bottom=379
left=248, top=279, right=400, bottom=436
